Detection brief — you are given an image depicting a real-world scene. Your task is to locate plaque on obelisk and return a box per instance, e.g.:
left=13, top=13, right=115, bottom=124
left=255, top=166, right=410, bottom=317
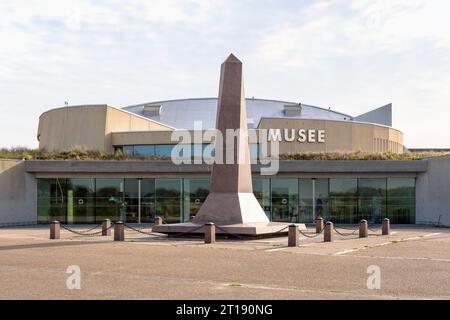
left=192, top=54, right=269, bottom=224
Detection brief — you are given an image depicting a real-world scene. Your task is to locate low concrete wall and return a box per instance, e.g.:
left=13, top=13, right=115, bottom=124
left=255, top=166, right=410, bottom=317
left=416, top=156, right=450, bottom=226
left=0, top=160, right=37, bottom=226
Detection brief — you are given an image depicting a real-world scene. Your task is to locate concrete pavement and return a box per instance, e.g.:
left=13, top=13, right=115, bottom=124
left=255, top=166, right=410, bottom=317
left=0, top=225, right=449, bottom=299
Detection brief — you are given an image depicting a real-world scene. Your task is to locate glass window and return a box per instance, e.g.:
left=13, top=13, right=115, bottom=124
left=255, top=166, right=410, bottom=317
left=358, top=178, right=386, bottom=224
left=315, top=179, right=329, bottom=221
left=329, top=179, right=358, bottom=224
left=37, top=178, right=67, bottom=223
left=298, top=179, right=329, bottom=223
left=387, top=178, right=415, bottom=223
left=155, top=179, right=182, bottom=223
left=154, top=145, right=174, bottom=157
left=183, top=179, right=210, bottom=222
left=271, top=178, right=299, bottom=222
left=67, top=178, right=95, bottom=224
left=122, top=145, right=134, bottom=155
left=191, top=144, right=203, bottom=161
left=124, top=178, right=139, bottom=223
left=95, top=179, right=124, bottom=222
left=172, top=144, right=191, bottom=160
left=141, top=179, right=156, bottom=223
left=134, top=145, right=155, bottom=156
left=299, top=179, right=313, bottom=223
left=253, top=178, right=271, bottom=219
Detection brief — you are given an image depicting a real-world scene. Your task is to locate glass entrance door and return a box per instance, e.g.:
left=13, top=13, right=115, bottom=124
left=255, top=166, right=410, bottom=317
left=124, top=178, right=155, bottom=223
left=271, top=179, right=298, bottom=222
left=140, top=179, right=155, bottom=223
left=155, top=179, right=182, bottom=223
left=124, top=179, right=139, bottom=223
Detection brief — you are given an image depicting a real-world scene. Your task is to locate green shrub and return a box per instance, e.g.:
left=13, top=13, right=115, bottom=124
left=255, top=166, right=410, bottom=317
left=0, top=147, right=171, bottom=160
left=279, top=150, right=450, bottom=160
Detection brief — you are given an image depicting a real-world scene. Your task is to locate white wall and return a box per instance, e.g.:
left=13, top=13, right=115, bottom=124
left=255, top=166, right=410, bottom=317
left=416, top=156, right=450, bottom=226
left=0, top=160, right=36, bottom=226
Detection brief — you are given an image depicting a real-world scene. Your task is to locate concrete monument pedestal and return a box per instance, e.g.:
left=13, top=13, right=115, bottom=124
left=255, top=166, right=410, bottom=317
left=153, top=54, right=305, bottom=238
left=156, top=221, right=306, bottom=238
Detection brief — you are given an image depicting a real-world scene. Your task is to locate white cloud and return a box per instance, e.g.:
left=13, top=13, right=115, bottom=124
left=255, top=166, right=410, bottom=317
left=0, top=0, right=449, bottom=148
left=247, top=0, right=450, bottom=147
left=252, top=0, right=450, bottom=68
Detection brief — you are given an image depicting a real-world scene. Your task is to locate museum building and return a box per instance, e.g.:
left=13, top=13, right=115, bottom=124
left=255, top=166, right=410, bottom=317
left=1, top=97, right=449, bottom=227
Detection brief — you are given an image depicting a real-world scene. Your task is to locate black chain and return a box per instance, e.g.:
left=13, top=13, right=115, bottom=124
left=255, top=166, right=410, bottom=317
left=60, top=224, right=105, bottom=237
left=333, top=226, right=358, bottom=237
left=78, top=223, right=103, bottom=233
left=333, top=224, right=360, bottom=231
left=274, top=225, right=289, bottom=233
left=123, top=223, right=167, bottom=237
left=215, top=225, right=244, bottom=239
left=60, top=223, right=102, bottom=234
left=298, top=227, right=324, bottom=238
left=170, top=225, right=206, bottom=238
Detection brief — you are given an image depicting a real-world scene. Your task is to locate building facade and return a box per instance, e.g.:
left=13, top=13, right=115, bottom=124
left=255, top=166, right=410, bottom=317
left=1, top=156, right=449, bottom=227
left=1, top=98, right=449, bottom=227
left=37, top=99, right=404, bottom=156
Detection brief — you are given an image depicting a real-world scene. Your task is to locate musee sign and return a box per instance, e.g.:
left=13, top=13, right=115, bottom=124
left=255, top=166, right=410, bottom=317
left=267, top=128, right=326, bottom=143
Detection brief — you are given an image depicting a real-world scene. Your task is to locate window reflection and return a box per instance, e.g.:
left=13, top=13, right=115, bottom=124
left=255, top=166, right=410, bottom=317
left=95, top=179, right=124, bottom=222
left=329, top=179, right=358, bottom=224
left=183, top=179, right=210, bottom=222
left=66, top=178, right=95, bottom=224
left=155, top=179, right=182, bottom=223
left=36, top=177, right=416, bottom=225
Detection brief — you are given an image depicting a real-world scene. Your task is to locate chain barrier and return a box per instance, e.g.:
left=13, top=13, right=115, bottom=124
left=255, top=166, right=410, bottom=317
left=58, top=221, right=387, bottom=241
left=215, top=225, right=245, bottom=239
left=275, top=225, right=289, bottom=234
left=124, top=223, right=149, bottom=232
left=368, top=226, right=382, bottom=233
left=333, top=226, right=358, bottom=237
left=333, top=225, right=360, bottom=231
left=78, top=223, right=103, bottom=233
left=123, top=223, right=167, bottom=237
left=122, top=223, right=216, bottom=239
left=298, top=227, right=324, bottom=238
left=60, top=224, right=107, bottom=237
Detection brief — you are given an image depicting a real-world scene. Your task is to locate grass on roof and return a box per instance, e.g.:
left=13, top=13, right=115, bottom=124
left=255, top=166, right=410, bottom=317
left=1, top=147, right=449, bottom=161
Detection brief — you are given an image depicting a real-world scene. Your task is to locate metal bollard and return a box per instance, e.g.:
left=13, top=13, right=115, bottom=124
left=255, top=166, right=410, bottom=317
left=359, top=219, right=368, bottom=238
left=315, top=217, right=324, bottom=233
left=324, top=221, right=333, bottom=242
left=102, top=219, right=111, bottom=236
left=114, top=221, right=124, bottom=241
left=204, top=222, right=215, bottom=244
left=288, top=224, right=299, bottom=247
left=50, top=220, right=60, bottom=240
left=382, top=218, right=390, bottom=235
left=154, top=216, right=163, bottom=226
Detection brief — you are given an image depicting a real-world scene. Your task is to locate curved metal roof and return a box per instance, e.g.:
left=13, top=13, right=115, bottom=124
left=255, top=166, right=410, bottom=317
left=123, top=98, right=354, bottom=130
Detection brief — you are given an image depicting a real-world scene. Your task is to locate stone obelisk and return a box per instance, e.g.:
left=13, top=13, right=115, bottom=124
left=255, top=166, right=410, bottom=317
left=153, top=54, right=300, bottom=236
left=192, top=54, right=269, bottom=224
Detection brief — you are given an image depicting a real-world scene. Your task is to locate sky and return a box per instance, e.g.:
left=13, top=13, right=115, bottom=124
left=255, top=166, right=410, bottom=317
left=1, top=0, right=450, bottom=148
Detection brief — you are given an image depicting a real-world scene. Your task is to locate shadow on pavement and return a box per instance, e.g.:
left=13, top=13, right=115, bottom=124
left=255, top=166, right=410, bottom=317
left=0, top=240, right=110, bottom=251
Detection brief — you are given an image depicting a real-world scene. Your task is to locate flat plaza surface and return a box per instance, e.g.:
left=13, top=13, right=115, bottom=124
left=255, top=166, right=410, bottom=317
left=0, top=225, right=449, bottom=299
